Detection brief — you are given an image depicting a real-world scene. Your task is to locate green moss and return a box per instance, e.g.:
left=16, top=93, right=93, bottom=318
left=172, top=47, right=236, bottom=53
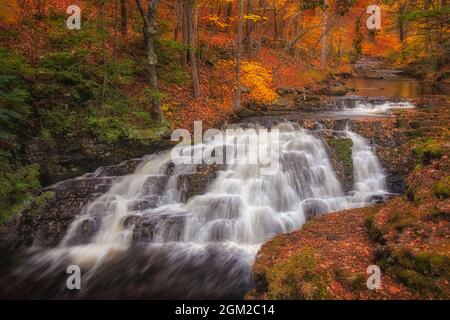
left=395, top=267, right=436, bottom=292
left=26, top=191, right=55, bottom=217
left=413, top=139, right=444, bottom=165
left=364, top=214, right=385, bottom=244
left=86, top=116, right=129, bottom=144
left=333, top=268, right=366, bottom=292
left=386, top=209, right=417, bottom=231
left=433, top=176, right=450, bottom=199
left=0, top=160, right=41, bottom=224
left=327, top=138, right=353, bottom=169
left=0, top=47, right=32, bottom=139
left=266, top=247, right=332, bottom=300
left=405, top=185, right=420, bottom=202
left=385, top=249, right=450, bottom=297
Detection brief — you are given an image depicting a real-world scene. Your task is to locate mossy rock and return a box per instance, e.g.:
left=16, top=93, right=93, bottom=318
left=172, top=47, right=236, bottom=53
left=327, top=138, right=353, bottom=168
left=386, top=209, right=417, bottom=231
left=382, top=249, right=450, bottom=298
left=413, top=139, right=444, bottom=165
left=364, top=214, right=385, bottom=244
left=326, top=138, right=354, bottom=191
left=433, top=176, right=450, bottom=199
left=333, top=268, right=366, bottom=292
left=266, top=247, right=332, bottom=299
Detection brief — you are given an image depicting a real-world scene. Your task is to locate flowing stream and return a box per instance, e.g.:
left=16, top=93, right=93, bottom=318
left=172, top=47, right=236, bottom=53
left=2, top=98, right=416, bottom=299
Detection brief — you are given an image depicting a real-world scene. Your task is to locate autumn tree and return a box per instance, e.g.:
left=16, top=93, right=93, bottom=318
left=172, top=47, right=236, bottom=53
left=135, top=0, right=164, bottom=121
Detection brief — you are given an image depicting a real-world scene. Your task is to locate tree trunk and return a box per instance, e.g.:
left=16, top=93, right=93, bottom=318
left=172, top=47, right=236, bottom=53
left=353, top=16, right=363, bottom=56
left=181, top=0, right=200, bottom=97
left=273, top=0, right=278, bottom=42
left=245, top=0, right=254, bottom=52
left=225, top=1, right=233, bottom=32
left=181, top=2, right=189, bottom=65
left=235, top=0, right=244, bottom=112
left=120, top=0, right=127, bottom=36
left=320, top=0, right=330, bottom=68
left=174, top=0, right=182, bottom=41
left=424, top=0, right=431, bottom=52
left=327, top=14, right=335, bottom=61
left=114, top=0, right=120, bottom=57
left=185, top=0, right=200, bottom=98
left=135, top=0, right=164, bottom=121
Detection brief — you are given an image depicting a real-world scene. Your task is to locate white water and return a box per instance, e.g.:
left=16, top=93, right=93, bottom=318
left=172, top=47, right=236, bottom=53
left=30, top=123, right=388, bottom=298
left=342, top=100, right=415, bottom=115
left=346, top=130, right=387, bottom=202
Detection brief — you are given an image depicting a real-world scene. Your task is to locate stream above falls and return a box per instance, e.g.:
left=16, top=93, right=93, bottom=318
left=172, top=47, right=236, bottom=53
left=344, top=77, right=441, bottom=98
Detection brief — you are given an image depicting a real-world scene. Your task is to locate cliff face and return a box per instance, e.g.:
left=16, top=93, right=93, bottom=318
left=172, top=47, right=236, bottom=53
left=247, top=98, right=450, bottom=300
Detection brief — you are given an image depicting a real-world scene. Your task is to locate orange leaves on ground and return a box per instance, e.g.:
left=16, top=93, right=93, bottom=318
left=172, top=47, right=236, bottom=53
left=160, top=59, right=235, bottom=131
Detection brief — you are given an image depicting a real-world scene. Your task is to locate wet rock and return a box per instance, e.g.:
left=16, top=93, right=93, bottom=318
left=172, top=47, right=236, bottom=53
left=23, top=135, right=170, bottom=186
left=124, top=213, right=187, bottom=242
left=2, top=159, right=163, bottom=249
left=302, top=199, right=330, bottom=221
left=127, top=196, right=159, bottom=211
left=177, top=171, right=219, bottom=202
left=325, top=137, right=354, bottom=193
left=364, top=194, right=386, bottom=204
left=142, top=175, right=169, bottom=195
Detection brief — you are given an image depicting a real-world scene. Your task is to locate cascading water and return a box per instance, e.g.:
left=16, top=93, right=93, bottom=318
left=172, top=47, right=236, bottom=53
left=337, top=99, right=415, bottom=114
left=5, top=122, right=389, bottom=299
left=346, top=129, right=387, bottom=203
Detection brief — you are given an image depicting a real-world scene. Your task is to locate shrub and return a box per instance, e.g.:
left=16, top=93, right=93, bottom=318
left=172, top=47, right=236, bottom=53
left=86, top=116, right=129, bottom=144
left=0, top=48, right=31, bottom=139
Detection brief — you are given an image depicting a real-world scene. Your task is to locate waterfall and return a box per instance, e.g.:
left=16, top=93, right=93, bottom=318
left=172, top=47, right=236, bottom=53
left=17, top=122, right=388, bottom=298
left=346, top=130, right=387, bottom=203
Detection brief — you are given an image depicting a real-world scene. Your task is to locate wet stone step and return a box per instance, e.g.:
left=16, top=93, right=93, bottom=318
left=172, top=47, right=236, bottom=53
left=127, top=196, right=159, bottom=212
left=82, top=159, right=143, bottom=178
left=302, top=198, right=331, bottom=221
left=65, top=216, right=103, bottom=246
left=48, top=177, right=120, bottom=193
left=177, top=172, right=219, bottom=203
left=142, top=175, right=169, bottom=195
left=123, top=213, right=187, bottom=242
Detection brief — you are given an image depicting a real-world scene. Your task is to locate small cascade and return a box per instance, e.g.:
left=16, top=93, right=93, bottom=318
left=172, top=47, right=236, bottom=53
left=336, top=98, right=415, bottom=114
left=346, top=129, right=388, bottom=203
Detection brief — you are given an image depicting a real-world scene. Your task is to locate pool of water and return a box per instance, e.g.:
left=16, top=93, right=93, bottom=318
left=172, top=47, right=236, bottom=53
left=345, top=78, right=440, bottom=98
